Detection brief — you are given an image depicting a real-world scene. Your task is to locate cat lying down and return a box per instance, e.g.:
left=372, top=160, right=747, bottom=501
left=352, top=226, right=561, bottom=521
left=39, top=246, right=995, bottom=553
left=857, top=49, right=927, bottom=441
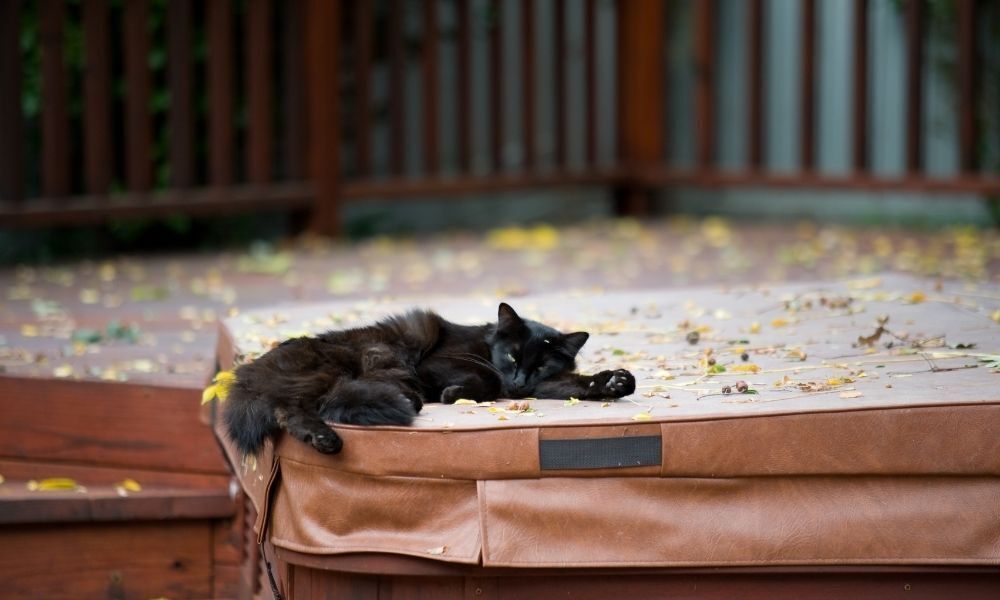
left=223, top=303, right=635, bottom=455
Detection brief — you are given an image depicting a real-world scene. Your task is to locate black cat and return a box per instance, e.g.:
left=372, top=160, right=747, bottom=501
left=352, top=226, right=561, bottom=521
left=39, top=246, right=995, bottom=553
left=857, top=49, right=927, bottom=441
left=223, top=303, right=635, bottom=455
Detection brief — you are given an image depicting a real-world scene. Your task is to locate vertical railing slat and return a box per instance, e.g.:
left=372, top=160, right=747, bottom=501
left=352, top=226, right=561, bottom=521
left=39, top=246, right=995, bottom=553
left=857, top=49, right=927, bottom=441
left=305, top=0, right=340, bottom=233
left=905, top=0, right=923, bottom=174
left=554, top=0, right=566, bottom=167
left=852, top=0, right=868, bottom=172
left=457, top=0, right=471, bottom=173
left=584, top=0, right=596, bottom=165
left=521, top=0, right=535, bottom=169
left=694, top=0, right=715, bottom=169
left=41, top=0, right=71, bottom=197
left=208, top=0, right=235, bottom=186
left=0, top=0, right=23, bottom=202
left=423, top=0, right=439, bottom=174
left=957, top=0, right=977, bottom=173
left=389, top=0, right=405, bottom=176
left=800, top=0, right=815, bottom=171
left=355, top=0, right=373, bottom=177
left=124, top=0, right=152, bottom=192
left=83, top=0, right=113, bottom=194
left=283, top=0, right=306, bottom=180
left=168, top=0, right=194, bottom=188
left=246, top=0, right=273, bottom=184
left=490, top=0, right=504, bottom=171
left=616, top=0, right=665, bottom=215
left=747, top=0, right=763, bottom=170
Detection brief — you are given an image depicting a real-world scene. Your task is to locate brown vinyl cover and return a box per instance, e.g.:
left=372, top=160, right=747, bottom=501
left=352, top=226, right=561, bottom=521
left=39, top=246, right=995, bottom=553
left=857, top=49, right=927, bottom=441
left=213, top=275, right=1000, bottom=568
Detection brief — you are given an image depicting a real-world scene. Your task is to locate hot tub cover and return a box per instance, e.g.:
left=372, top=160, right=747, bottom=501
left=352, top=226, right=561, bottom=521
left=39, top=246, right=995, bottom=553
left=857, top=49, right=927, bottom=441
left=212, top=274, right=1000, bottom=568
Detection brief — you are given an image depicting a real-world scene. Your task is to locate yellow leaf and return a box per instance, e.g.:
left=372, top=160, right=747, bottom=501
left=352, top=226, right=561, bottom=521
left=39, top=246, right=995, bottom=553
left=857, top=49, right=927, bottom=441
left=201, top=384, right=218, bottom=405
left=631, top=413, right=653, bottom=421
left=729, top=363, right=760, bottom=374
left=28, top=478, right=80, bottom=492
left=496, top=414, right=509, bottom=421
left=907, top=291, right=927, bottom=304
left=117, top=478, right=142, bottom=492
left=79, top=288, right=100, bottom=304
left=839, top=391, right=863, bottom=399
left=487, top=407, right=501, bottom=413
left=452, top=399, right=477, bottom=405
left=826, top=377, right=854, bottom=387
left=53, top=364, right=74, bottom=378
left=600, top=402, right=611, bottom=408
left=427, top=546, right=447, bottom=555
left=770, top=317, right=792, bottom=328
left=564, top=397, right=580, bottom=406
left=20, top=324, right=39, bottom=337
left=991, top=310, right=1000, bottom=324
left=205, top=370, right=236, bottom=402
left=749, top=321, right=761, bottom=334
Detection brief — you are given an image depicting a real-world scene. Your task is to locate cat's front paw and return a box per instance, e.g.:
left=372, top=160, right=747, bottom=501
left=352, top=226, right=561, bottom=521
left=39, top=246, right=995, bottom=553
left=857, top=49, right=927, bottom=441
left=592, top=369, right=636, bottom=398
left=440, top=385, right=463, bottom=404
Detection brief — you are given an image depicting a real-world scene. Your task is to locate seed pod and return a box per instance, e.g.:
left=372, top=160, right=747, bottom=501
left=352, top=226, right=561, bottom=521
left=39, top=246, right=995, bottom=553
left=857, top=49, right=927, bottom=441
left=740, top=352, right=749, bottom=362
left=721, top=385, right=732, bottom=394
left=686, top=331, right=700, bottom=345
left=736, top=380, right=749, bottom=393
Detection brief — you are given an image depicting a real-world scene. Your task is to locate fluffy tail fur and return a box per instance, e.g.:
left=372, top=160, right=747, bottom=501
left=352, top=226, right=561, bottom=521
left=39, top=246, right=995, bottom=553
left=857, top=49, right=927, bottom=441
left=222, top=380, right=278, bottom=456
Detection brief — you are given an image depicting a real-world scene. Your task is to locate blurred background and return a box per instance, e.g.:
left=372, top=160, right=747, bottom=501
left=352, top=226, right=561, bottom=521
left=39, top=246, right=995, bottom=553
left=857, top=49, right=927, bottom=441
left=0, top=0, right=997, bottom=262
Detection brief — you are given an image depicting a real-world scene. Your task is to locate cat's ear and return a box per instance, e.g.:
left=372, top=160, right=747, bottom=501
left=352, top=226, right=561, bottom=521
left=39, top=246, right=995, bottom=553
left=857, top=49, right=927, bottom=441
left=563, top=332, right=589, bottom=356
left=497, top=302, right=523, bottom=334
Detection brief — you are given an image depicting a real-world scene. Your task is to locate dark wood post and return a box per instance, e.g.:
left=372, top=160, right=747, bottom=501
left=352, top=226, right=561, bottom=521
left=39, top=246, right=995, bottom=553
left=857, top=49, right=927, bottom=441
left=615, top=0, right=665, bottom=216
left=0, top=0, right=23, bottom=203
left=305, top=0, right=341, bottom=235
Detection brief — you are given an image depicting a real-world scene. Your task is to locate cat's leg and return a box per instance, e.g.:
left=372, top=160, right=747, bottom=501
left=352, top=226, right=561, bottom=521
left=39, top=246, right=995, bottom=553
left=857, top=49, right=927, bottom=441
left=275, top=407, right=344, bottom=454
left=533, top=369, right=636, bottom=400
left=438, top=373, right=502, bottom=404
left=319, top=379, right=419, bottom=427
left=417, top=356, right=502, bottom=404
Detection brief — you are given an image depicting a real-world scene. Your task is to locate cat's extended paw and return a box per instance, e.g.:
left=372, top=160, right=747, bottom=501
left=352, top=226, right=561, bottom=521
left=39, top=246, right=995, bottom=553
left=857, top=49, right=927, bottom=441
left=404, top=394, right=424, bottom=414
left=591, top=369, right=636, bottom=398
left=309, top=431, right=343, bottom=454
left=440, top=385, right=463, bottom=404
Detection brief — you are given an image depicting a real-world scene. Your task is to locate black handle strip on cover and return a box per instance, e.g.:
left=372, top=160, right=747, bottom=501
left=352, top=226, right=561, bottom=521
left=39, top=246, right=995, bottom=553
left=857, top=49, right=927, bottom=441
left=539, top=435, right=662, bottom=470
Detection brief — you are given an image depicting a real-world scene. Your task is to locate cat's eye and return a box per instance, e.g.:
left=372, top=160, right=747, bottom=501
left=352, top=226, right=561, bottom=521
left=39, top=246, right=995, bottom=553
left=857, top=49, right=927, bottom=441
left=505, top=352, right=516, bottom=363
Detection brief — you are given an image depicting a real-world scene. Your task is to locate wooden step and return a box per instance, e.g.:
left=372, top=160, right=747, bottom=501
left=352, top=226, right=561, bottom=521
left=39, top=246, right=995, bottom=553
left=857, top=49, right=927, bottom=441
left=0, top=375, right=228, bottom=474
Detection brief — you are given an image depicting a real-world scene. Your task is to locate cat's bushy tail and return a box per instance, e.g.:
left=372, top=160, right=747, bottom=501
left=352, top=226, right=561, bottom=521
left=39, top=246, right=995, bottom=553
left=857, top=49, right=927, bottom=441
left=222, top=381, right=277, bottom=456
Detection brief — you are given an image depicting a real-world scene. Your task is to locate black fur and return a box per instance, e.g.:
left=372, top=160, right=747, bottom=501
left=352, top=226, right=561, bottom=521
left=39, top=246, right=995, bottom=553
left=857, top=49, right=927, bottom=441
left=223, top=303, right=635, bottom=455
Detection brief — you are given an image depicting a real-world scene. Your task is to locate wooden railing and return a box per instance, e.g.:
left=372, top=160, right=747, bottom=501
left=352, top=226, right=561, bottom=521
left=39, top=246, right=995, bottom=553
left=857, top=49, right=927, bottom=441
left=0, top=0, right=996, bottom=234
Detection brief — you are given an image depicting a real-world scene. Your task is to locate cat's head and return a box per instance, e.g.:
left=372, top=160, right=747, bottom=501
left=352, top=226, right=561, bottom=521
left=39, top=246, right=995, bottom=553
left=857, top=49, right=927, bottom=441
left=488, top=303, right=589, bottom=397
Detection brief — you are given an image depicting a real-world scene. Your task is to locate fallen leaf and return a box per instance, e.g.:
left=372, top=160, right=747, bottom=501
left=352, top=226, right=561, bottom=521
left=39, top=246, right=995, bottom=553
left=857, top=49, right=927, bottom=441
left=907, top=291, right=927, bottom=304
left=729, top=363, right=760, bottom=374
left=20, top=324, right=39, bottom=338
left=771, top=317, right=792, bottom=328
left=839, top=391, right=863, bottom=399
left=53, top=364, right=74, bottom=378
left=79, top=288, right=100, bottom=304
left=28, top=478, right=81, bottom=492
left=202, top=370, right=236, bottom=404
left=749, top=321, right=761, bottom=334
left=117, top=478, right=142, bottom=492
left=564, top=397, right=580, bottom=406
left=427, top=546, right=447, bottom=555
left=452, top=399, right=477, bottom=405
left=631, top=413, right=652, bottom=421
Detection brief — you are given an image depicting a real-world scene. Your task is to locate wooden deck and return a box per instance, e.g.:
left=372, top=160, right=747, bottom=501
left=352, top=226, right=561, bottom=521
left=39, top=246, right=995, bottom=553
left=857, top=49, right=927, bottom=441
left=1, top=217, right=998, bottom=598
